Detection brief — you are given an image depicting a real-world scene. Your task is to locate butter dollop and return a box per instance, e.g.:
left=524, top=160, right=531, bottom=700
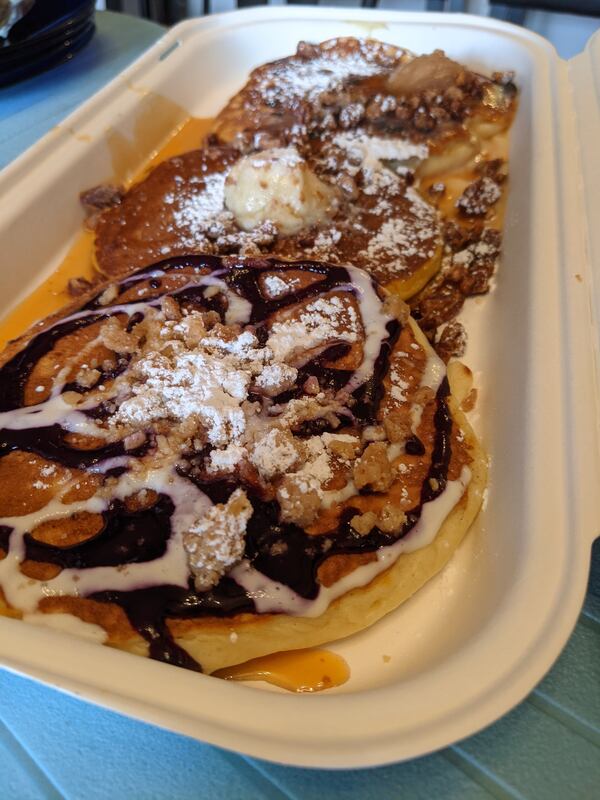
left=224, top=147, right=337, bottom=235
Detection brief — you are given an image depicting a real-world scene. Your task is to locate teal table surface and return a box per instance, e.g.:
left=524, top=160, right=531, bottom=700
left=0, top=10, right=599, bottom=799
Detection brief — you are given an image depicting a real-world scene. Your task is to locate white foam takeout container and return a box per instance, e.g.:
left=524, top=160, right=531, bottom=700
left=0, top=7, right=599, bottom=769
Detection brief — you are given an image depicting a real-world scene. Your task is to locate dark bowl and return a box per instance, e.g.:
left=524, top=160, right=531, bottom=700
left=0, top=18, right=95, bottom=87
left=6, top=0, right=95, bottom=46
left=0, top=10, right=94, bottom=66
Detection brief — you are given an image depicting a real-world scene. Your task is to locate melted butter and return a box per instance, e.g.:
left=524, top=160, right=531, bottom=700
left=0, top=117, right=214, bottom=350
left=214, top=648, right=350, bottom=692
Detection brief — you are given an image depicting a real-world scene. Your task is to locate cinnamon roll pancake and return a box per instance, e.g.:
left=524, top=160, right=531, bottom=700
left=0, top=257, right=486, bottom=674
left=88, top=37, right=516, bottom=313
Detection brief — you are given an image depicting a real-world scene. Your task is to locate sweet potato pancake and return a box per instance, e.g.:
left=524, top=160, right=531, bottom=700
left=88, top=37, right=516, bottom=351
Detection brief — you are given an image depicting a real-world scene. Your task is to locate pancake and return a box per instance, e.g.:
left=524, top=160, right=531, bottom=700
left=92, top=142, right=443, bottom=295
left=88, top=38, right=516, bottom=347
left=210, top=38, right=516, bottom=153
left=92, top=147, right=241, bottom=278
left=211, top=38, right=408, bottom=149
left=0, top=256, right=486, bottom=674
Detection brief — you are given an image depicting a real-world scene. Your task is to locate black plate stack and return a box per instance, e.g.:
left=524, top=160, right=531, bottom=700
left=0, top=0, right=96, bottom=87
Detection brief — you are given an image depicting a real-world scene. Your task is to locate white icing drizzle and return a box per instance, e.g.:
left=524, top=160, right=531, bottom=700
left=231, top=467, right=471, bottom=617
left=89, top=455, right=133, bottom=474
left=0, top=394, right=105, bottom=438
left=343, top=266, right=393, bottom=392
left=411, top=345, right=446, bottom=433
left=197, top=275, right=252, bottom=325
left=0, top=467, right=210, bottom=614
left=420, top=347, right=445, bottom=394
left=25, top=270, right=252, bottom=341
left=321, top=480, right=358, bottom=509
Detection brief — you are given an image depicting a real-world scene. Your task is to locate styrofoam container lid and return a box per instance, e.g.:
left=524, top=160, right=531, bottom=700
left=0, top=8, right=598, bottom=768
left=571, top=29, right=600, bottom=402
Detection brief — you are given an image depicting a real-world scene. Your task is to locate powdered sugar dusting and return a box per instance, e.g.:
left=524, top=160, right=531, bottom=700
left=332, top=132, right=428, bottom=174
left=183, top=488, right=252, bottom=591
left=359, top=187, right=439, bottom=268
left=256, top=45, right=391, bottom=107
left=167, top=172, right=228, bottom=248
left=113, top=312, right=298, bottom=448
left=250, top=429, right=300, bottom=480
left=263, top=274, right=293, bottom=297
left=390, top=367, right=410, bottom=403
left=267, top=294, right=360, bottom=363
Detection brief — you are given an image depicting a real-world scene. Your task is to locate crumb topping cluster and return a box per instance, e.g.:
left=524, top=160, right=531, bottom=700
left=183, top=488, right=252, bottom=591
left=66, top=272, right=438, bottom=591
left=410, top=225, right=502, bottom=356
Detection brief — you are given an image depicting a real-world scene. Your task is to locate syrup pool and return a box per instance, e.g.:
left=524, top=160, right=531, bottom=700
left=0, top=117, right=214, bottom=350
left=214, top=649, right=350, bottom=693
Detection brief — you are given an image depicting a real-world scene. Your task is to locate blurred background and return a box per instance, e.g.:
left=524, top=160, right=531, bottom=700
left=96, top=0, right=600, bottom=59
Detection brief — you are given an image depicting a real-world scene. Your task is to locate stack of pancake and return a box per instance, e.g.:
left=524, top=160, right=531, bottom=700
left=0, top=38, right=515, bottom=675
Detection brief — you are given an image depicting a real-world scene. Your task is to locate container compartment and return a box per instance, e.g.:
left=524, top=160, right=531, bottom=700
left=0, top=9, right=597, bottom=767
